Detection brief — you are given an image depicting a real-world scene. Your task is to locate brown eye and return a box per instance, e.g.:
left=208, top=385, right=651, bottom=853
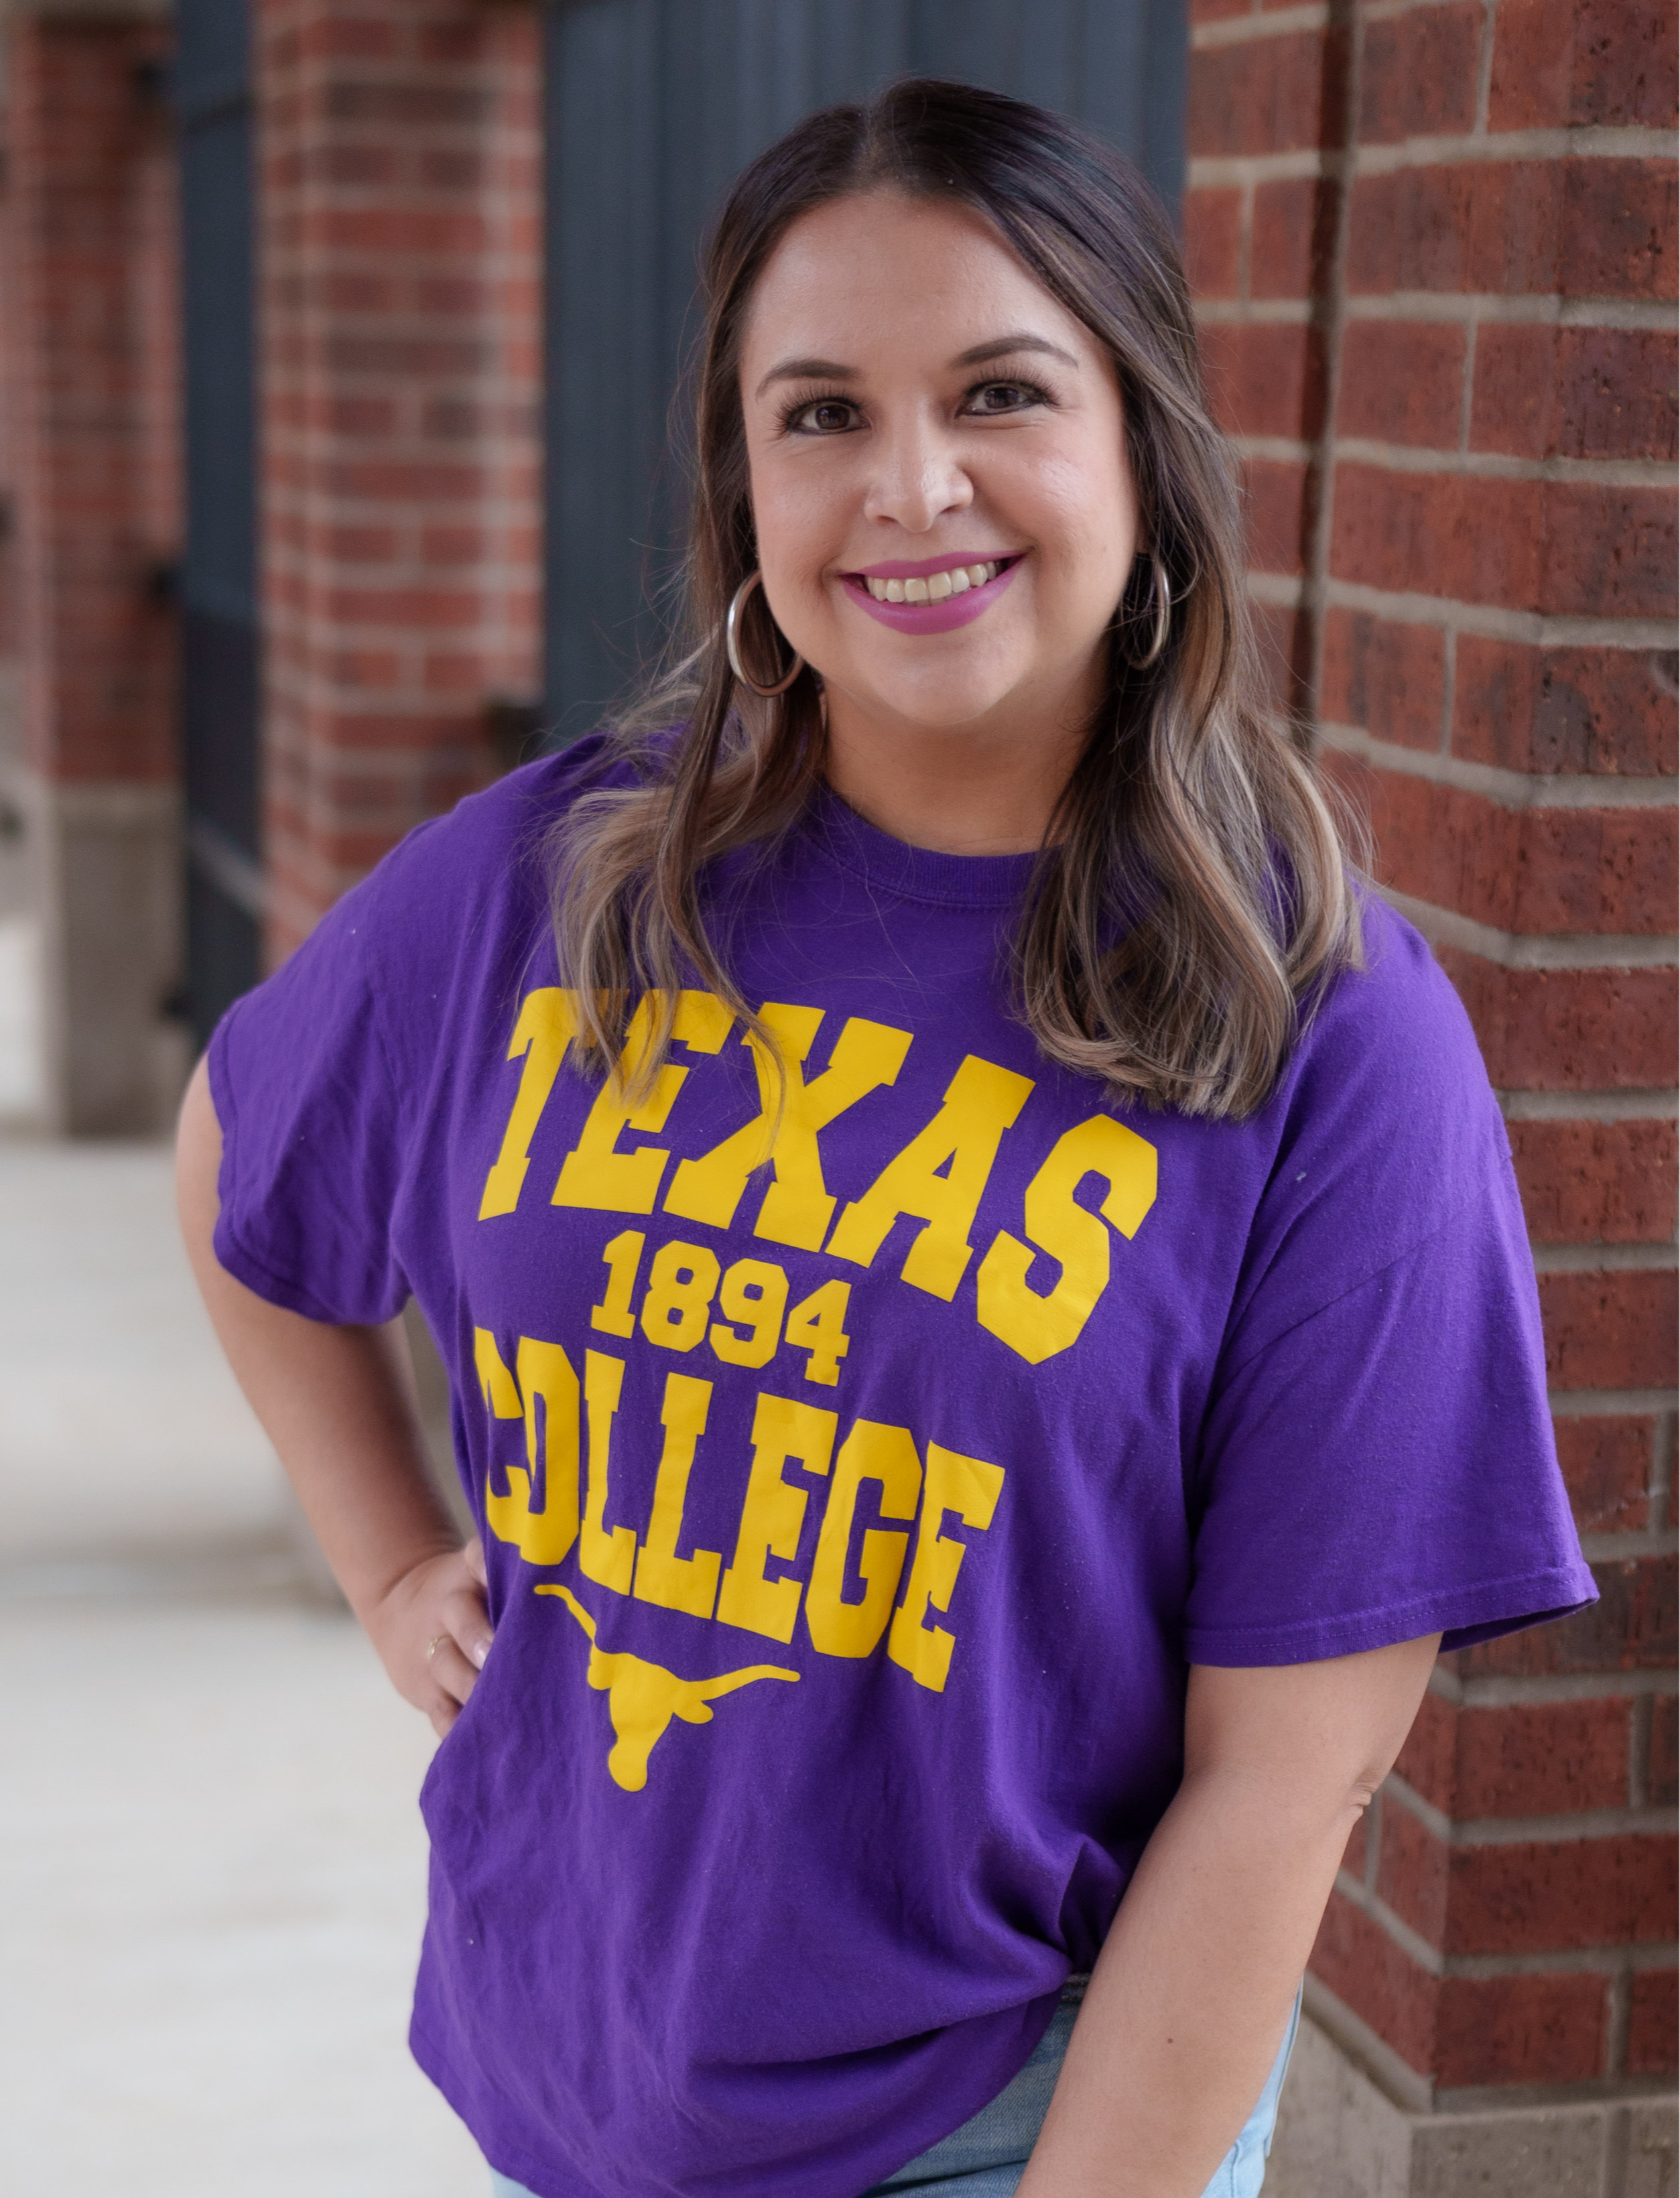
left=793, top=399, right=855, bottom=433
left=970, top=383, right=1033, bottom=414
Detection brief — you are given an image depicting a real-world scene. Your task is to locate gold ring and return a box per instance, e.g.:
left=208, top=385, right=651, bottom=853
left=426, top=1633, right=447, bottom=1661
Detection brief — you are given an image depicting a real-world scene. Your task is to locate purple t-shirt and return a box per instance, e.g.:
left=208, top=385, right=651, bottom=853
left=210, top=741, right=1593, bottom=2198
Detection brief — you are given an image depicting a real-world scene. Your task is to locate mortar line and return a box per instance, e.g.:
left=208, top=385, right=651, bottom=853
left=1452, top=1669, right=1677, bottom=1708
left=1651, top=1409, right=1675, bottom=1536
left=1353, top=124, right=1679, bottom=172
left=1192, top=3, right=1330, bottom=46
left=1307, top=576, right=1677, bottom=649
left=1318, top=720, right=1680, bottom=812
left=1445, top=1945, right=1677, bottom=1982
left=1606, top=1969, right=1631, bottom=2082
left=1474, top=0, right=1497, bottom=137
left=1381, top=1772, right=1679, bottom=1845
left=1239, top=434, right=1673, bottom=486
left=1437, top=626, right=1458, bottom=757
left=1331, top=294, right=1678, bottom=329
left=1532, top=1247, right=1678, bottom=1275
left=1512, top=1108, right=1680, bottom=1125
left=1377, top=887, right=1677, bottom=971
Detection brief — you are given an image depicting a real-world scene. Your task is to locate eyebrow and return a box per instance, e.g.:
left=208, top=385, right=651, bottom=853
left=954, top=333, right=1080, bottom=371
left=752, top=331, right=1080, bottom=400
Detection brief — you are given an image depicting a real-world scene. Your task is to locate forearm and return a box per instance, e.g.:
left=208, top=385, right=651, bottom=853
left=1019, top=1637, right=1438, bottom=2198
left=1017, top=1767, right=1343, bottom=2198
left=214, top=1301, right=458, bottom=1626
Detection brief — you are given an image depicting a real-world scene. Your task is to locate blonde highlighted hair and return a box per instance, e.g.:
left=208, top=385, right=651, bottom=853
left=550, top=78, right=1359, bottom=1119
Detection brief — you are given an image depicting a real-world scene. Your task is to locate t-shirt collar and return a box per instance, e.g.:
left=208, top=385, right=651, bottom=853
left=801, top=780, right=1039, bottom=909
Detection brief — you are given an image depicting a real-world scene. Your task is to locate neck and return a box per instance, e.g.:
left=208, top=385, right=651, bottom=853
left=820, top=687, right=1094, bottom=858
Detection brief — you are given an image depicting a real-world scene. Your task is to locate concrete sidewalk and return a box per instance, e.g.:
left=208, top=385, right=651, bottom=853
left=0, top=1135, right=484, bottom=2197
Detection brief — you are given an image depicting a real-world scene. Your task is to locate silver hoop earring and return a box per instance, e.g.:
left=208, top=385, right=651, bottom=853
left=724, top=571, right=804, bottom=697
left=1126, top=556, right=1172, bottom=670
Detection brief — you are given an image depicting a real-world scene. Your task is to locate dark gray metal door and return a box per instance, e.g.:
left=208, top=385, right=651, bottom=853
left=543, top=0, right=1187, bottom=741
left=174, top=0, right=261, bottom=1041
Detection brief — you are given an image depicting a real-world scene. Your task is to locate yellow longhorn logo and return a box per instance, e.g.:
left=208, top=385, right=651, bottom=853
left=537, top=1583, right=799, bottom=1792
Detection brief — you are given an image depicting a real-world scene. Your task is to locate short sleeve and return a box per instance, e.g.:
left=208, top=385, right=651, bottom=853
left=1183, top=903, right=1597, bottom=1665
left=206, top=736, right=630, bottom=1328
left=208, top=865, right=412, bottom=1326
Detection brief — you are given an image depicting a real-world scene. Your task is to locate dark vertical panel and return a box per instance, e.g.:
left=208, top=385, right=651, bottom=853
left=1009, top=3, right=1082, bottom=116
left=175, top=0, right=260, bottom=1039
left=807, top=0, right=911, bottom=105
left=543, top=0, right=1185, bottom=738
left=548, top=3, right=667, bottom=736
left=910, top=0, right=1022, bottom=93
left=547, top=3, right=613, bottom=732
left=1139, top=0, right=1189, bottom=215
left=736, top=0, right=820, bottom=150
left=1072, top=0, right=1153, bottom=202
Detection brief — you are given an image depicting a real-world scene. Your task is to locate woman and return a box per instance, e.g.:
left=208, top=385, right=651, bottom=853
left=178, top=81, right=1593, bottom=2198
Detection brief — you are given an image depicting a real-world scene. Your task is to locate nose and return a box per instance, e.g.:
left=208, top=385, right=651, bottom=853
left=860, top=408, right=974, bottom=534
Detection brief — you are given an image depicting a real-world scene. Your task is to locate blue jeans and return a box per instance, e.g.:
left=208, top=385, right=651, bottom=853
left=487, top=1979, right=1302, bottom=2198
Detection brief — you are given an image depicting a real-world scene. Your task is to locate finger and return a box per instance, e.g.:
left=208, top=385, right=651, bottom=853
left=429, top=1697, right=459, bottom=1740
left=463, top=1535, right=487, bottom=1589
left=440, top=1583, right=495, bottom=1669
left=427, top=1632, right=480, bottom=1708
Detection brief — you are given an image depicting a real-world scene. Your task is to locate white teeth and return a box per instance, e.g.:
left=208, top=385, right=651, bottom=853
left=861, top=560, right=1005, bottom=604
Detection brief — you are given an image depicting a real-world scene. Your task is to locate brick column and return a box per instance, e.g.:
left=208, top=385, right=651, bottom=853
left=0, top=1, right=185, bottom=1132
left=1189, top=2, right=1677, bottom=2189
left=255, top=0, right=541, bottom=960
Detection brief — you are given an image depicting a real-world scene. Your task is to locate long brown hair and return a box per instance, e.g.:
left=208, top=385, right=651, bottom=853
left=550, top=78, right=1358, bottom=1119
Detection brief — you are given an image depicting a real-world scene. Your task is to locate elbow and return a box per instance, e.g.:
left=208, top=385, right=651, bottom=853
left=175, top=1053, right=224, bottom=1261
left=1337, top=1773, right=1381, bottom=1848
left=1183, top=1636, right=1443, bottom=1851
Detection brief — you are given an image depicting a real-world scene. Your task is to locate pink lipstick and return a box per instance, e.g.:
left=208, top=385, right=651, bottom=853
left=840, top=554, right=1023, bottom=636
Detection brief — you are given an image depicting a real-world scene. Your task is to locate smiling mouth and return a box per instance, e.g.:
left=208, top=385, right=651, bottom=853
left=844, top=556, right=1019, bottom=605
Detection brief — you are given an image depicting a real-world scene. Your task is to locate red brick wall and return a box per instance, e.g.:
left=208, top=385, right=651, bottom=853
left=1, top=15, right=180, bottom=785
left=255, top=0, right=542, bottom=958
left=1189, top=0, right=1677, bottom=2102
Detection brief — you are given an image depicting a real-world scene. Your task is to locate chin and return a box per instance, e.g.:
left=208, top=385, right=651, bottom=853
left=873, top=690, right=1016, bottom=734
left=852, top=660, right=1028, bottom=732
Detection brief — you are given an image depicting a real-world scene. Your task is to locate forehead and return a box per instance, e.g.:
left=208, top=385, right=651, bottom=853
left=738, top=190, right=1099, bottom=375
